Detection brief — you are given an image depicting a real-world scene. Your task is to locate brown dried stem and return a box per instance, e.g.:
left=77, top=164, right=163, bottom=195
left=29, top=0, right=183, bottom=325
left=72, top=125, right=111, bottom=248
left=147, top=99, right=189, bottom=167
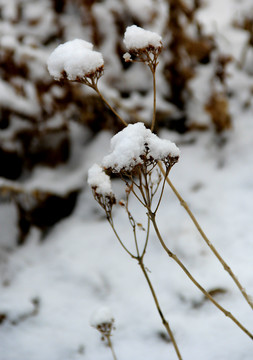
left=158, top=162, right=253, bottom=311
left=93, top=83, right=128, bottom=127
left=106, top=335, right=118, bottom=360
left=148, top=210, right=253, bottom=341
left=107, top=202, right=183, bottom=359
left=138, top=259, right=183, bottom=360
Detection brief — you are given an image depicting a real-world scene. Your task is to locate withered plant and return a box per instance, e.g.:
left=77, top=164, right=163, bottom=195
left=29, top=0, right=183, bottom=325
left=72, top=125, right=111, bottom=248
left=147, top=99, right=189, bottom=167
left=48, top=24, right=253, bottom=360
left=90, top=306, right=118, bottom=360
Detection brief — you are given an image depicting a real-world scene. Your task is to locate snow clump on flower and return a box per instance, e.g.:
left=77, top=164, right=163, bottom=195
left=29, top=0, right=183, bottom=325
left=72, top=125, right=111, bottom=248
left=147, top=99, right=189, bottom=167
left=88, top=164, right=114, bottom=197
left=90, top=306, right=114, bottom=328
left=88, top=164, right=116, bottom=215
left=47, top=39, right=104, bottom=81
left=123, top=25, right=162, bottom=51
left=102, top=122, right=180, bottom=173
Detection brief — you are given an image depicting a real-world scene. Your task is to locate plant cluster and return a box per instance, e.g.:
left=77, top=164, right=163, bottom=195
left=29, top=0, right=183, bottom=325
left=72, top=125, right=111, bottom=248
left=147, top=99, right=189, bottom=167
left=48, top=24, right=253, bottom=359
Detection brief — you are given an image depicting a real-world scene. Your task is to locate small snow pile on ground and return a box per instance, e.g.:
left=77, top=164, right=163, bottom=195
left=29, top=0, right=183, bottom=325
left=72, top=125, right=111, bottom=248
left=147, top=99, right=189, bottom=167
left=90, top=306, right=114, bottom=328
left=87, top=164, right=113, bottom=197
left=102, top=122, right=180, bottom=172
left=47, top=39, right=104, bottom=81
left=123, top=25, right=162, bottom=50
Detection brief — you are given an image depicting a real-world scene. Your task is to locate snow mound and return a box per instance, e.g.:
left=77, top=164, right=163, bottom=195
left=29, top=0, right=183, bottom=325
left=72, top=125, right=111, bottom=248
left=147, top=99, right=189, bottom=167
left=102, top=122, right=180, bottom=172
left=88, top=164, right=114, bottom=196
left=90, top=306, right=114, bottom=327
left=47, top=39, right=104, bottom=81
left=123, top=25, right=162, bottom=50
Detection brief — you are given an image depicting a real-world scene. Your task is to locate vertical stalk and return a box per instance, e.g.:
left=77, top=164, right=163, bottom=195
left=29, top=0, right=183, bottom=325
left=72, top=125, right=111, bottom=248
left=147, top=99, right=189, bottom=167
left=158, top=162, right=253, bottom=311
left=151, top=68, right=157, bottom=132
left=106, top=335, right=118, bottom=360
left=138, top=259, right=183, bottom=360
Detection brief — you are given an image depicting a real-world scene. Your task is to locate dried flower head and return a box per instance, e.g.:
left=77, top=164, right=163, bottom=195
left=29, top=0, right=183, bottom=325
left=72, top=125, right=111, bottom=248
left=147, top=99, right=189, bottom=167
left=90, top=306, right=115, bottom=341
left=47, top=39, right=104, bottom=85
left=102, top=122, right=180, bottom=175
left=123, top=25, right=162, bottom=64
left=88, top=164, right=116, bottom=216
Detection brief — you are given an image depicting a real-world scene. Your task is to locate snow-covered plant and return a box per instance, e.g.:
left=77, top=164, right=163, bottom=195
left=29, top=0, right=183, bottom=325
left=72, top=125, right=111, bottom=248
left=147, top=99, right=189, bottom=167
left=47, top=38, right=127, bottom=127
left=47, top=39, right=104, bottom=85
left=48, top=24, right=253, bottom=360
left=90, top=306, right=117, bottom=360
left=123, top=25, right=163, bottom=132
left=88, top=122, right=183, bottom=359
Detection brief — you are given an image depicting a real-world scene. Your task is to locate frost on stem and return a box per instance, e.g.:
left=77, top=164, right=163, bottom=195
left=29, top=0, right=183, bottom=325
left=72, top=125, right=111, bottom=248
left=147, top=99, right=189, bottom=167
left=47, top=39, right=104, bottom=85
left=88, top=164, right=116, bottom=216
left=102, top=122, right=180, bottom=175
left=123, top=25, right=162, bottom=64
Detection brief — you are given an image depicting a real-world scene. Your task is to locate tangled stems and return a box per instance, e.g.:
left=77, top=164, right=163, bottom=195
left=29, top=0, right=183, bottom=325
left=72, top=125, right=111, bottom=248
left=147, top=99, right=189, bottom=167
left=129, top=164, right=253, bottom=340
left=158, top=162, right=253, bottom=311
left=89, top=75, right=253, bottom=343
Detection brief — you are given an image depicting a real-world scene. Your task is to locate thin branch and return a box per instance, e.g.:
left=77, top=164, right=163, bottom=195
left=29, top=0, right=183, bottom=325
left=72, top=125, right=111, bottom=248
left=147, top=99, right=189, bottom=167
left=106, top=335, right=118, bottom=360
left=125, top=193, right=140, bottom=257
left=141, top=216, right=151, bottom=260
left=93, top=84, right=128, bottom=127
left=149, top=211, right=253, bottom=340
left=151, top=67, right=157, bottom=132
left=153, top=166, right=169, bottom=214
left=108, top=218, right=136, bottom=259
left=138, top=259, right=183, bottom=360
left=158, top=162, right=253, bottom=311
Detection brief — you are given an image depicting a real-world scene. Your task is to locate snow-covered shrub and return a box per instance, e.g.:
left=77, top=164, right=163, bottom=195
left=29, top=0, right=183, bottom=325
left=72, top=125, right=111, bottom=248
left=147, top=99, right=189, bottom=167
left=46, top=24, right=251, bottom=358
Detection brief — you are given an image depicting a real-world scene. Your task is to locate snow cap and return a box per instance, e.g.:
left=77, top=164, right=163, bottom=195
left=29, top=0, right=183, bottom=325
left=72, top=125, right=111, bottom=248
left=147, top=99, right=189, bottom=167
left=90, top=306, right=114, bottom=327
left=88, top=164, right=114, bottom=197
left=47, top=39, right=104, bottom=81
left=123, top=25, right=162, bottom=51
left=102, top=122, right=180, bottom=173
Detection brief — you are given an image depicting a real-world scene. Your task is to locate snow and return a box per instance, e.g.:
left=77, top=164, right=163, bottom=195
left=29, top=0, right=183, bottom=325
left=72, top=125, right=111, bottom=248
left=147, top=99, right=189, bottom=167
left=47, top=39, right=104, bottom=81
left=90, top=306, right=114, bottom=328
left=102, top=122, right=180, bottom=172
left=1, top=1, right=253, bottom=360
left=123, top=25, right=162, bottom=50
left=88, top=164, right=114, bottom=196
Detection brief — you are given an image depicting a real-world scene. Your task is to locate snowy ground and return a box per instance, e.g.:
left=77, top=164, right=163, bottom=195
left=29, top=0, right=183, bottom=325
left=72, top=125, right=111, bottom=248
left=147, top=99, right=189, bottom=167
left=1, top=1, right=253, bottom=360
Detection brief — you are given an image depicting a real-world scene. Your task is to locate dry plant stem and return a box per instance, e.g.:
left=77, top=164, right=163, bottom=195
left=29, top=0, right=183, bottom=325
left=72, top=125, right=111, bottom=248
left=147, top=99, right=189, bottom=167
left=151, top=69, right=157, bottom=132
left=158, top=162, right=253, bottom=311
left=107, top=218, right=183, bottom=359
left=93, top=84, right=128, bottom=127
left=106, top=335, right=118, bottom=360
left=138, top=259, right=183, bottom=360
left=149, top=211, right=253, bottom=340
